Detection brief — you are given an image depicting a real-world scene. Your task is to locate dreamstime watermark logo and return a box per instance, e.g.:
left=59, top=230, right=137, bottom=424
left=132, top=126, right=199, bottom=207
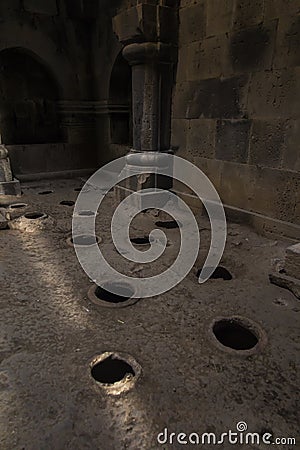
left=72, top=154, right=227, bottom=298
left=157, top=422, right=297, bottom=446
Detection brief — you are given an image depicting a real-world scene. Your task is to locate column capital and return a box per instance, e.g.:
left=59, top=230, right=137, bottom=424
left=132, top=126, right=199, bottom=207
left=113, top=3, right=178, bottom=46
left=122, top=42, right=177, bottom=65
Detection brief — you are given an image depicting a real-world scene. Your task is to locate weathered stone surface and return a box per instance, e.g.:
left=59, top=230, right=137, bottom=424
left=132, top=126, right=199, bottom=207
left=187, top=119, right=216, bottom=159
left=269, top=272, right=300, bottom=299
left=264, top=0, right=300, bottom=19
left=274, top=15, right=300, bottom=69
left=247, top=68, right=300, bottom=119
left=0, top=146, right=12, bottom=181
left=216, top=119, right=250, bottom=163
left=179, top=3, right=206, bottom=45
left=171, top=118, right=188, bottom=152
left=232, top=0, right=264, bottom=29
left=249, top=120, right=287, bottom=168
left=229, top=21, right=277, bottom=73
left=285, top=243, right=300, bottom=279
left=269, top=242, right=300, bottom=298
left=186, top=75, right=249, bottom=119
left=0, top=209, right=8, bottom=229
left=284, top=118, right=300, bottom=167
left=206, top=0, right=234, bottom=36
left=187, top=35, right=229, bottom=81
left=23, top=0, right=58, bottom=15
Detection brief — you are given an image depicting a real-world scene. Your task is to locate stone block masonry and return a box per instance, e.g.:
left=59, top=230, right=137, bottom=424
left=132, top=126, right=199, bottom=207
left=171, top=0, right=300, bottom=236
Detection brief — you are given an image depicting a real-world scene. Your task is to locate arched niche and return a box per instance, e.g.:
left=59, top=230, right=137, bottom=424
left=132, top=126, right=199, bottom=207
left=0, top=47, right=62, bottom=144
left=108, top=52, right=132, bottom=147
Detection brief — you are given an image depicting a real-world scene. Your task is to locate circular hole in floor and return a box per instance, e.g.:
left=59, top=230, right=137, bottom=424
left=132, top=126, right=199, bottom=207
left=71, top=235, right=99, bottom=246
left=95, top=282, right=135, bottom=303
left=197, top=266, right=232, bottom=280
left=38, top=190, right=53, bottom=195
left=9, top=203, right=28, bottom=209
left=60, top=200, right=75, bottom=207
left=130, top=236, right=150, bottom=246
left=91, top=355, right=135, bottom=384
left=77, top=210, right=95, bottom=217
left=213, top=319, right=258, bottom=351
left=24, top=212, right=46, bottom=220
left=155, top=220, right=180, bottom=229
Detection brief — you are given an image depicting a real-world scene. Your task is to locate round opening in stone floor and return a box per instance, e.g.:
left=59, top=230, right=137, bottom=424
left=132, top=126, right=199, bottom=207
left=130, top=236, right=151, bottom=246
left=71, top=235, right=99, bottom=246
left=60, top=200, right=75, bottom=206
left=38, top=190, right=53, bottom=195
left=24, top=212, right=47, bottom=220
left=91, top=355, right=135, bottom=384
left=90, top=352, right=141, bottom=394
left=155, top=220, right=181, bottom=229
left=9, top=203, right=28, bottom=209
left=95, top=282, right=135, bottom=303
left=197, top=266, right=232, bottom=280
left=212, top=319, right=258, bottom=351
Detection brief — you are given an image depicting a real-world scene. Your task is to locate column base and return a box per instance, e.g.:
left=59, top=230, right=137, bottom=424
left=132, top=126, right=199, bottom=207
left=0, top=178, right=22, bottom=204
left=114, top=150, right=173, bottom=208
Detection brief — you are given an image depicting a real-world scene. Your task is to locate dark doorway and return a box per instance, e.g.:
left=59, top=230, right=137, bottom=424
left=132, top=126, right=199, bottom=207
left=109, top=52, right=132, bottom=146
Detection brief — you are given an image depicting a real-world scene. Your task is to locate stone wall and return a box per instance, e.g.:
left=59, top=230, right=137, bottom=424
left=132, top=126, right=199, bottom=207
left=0, top=0, right=98, bottom=176
left=172, top=0, right=300, bottom=231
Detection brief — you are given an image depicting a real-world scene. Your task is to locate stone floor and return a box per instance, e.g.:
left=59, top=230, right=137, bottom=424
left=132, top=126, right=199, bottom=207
left=0, top=178, right=299, bottom=450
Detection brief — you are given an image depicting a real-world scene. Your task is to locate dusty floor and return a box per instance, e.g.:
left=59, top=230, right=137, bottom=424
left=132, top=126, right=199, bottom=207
left=0, top=178, right=299, bottom=450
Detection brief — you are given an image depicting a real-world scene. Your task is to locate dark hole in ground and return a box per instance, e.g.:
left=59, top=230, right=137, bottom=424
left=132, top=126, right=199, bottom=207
left=213, top=319, right=258, bottom=350
left=71, top=235, right=98, bottom=246
left=155, top=220, right=180, bottom=229
left=10, top=203, right=27, bottom=209
left=78, top=210, right=95, bottom=216
left=197, top=266, right=232, bottom=280
left=24, top=212, right=45, bottom=220
left=60, top=201, right=75, bottom=206
left=130, top=236, right=150, bottom=245
left=91, top=356, right=135, bottom=384
left=38, top=190, right=53, bottom=195
left=95, top=282, right=134, bottom=303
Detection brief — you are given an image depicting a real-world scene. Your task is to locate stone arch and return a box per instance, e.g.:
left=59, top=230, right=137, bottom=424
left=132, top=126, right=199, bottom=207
left=0, top=47, right=62, bottom=144
left=0, top=23, right=78, bottom=99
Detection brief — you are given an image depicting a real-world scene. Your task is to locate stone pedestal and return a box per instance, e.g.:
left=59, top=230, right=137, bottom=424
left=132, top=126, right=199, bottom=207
left=0, top=145, right=21, bottom=202
left=112, top=2, right=178, bottom=205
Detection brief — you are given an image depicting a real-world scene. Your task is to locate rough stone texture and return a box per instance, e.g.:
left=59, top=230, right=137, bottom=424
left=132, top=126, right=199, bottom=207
left=23, top=0, right=58, bottom=15
left=0, top=179, right=299, bottom=449
left=249, top=120, right=287, bottom=168
left=172, top=0, right=300, bottom=231
left=285, top=243, right=300, bottom=279
left=216, top=120, right=251, bottom=163
left=269, top=242, right=300, bottom=299
left=0, top=209, right=8, bottom=229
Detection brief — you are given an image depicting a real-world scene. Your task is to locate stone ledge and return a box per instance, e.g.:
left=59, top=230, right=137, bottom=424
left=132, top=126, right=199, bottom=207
left=269, top=272, right=300, bottom=300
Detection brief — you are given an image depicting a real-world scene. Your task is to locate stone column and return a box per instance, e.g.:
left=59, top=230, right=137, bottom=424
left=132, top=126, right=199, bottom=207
left=112, top=1, right=178, bottom=207
left=0, top=144, right=21, bottom=202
